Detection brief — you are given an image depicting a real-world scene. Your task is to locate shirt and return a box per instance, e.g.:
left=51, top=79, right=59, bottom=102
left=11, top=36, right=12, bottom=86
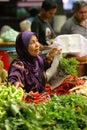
left=31, top=15, right=56, bottom=45
left=60, top=16, right=87, bottom=39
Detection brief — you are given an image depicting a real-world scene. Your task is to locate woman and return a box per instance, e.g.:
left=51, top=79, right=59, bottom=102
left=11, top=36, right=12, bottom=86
left=8, top=31, right=60, bottom=93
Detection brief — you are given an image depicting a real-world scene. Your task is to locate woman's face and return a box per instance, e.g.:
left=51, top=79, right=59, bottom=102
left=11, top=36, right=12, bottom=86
left=28, top=35, right=40, bottom=56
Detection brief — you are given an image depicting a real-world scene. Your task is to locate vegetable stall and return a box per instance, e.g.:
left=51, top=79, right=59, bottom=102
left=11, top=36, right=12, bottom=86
left=0, top=54, right=87, bottom=129
left=0, top=77, right=87, bottom=130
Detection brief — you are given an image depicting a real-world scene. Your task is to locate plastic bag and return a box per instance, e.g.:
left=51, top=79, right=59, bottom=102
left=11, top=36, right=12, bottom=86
left=46, top=53, right=68, bottom=89
left=53, top=34, right=87, bottom=57
left=0, top=28, right=19, bottom=42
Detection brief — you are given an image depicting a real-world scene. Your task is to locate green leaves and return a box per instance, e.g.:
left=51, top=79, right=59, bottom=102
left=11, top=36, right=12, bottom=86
left=0, top=83, right=87, bottom=130
left=60, top=57, right=80, bottom=76
left=0, top=83, right=23, bottom=119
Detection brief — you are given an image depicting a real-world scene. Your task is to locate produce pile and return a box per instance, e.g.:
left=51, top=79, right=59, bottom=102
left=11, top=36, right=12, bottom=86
left=59, top=57, right=80, bottom=76
left=51, top=75, right=85, bottom=95
left=22, top=75, right=85, bottom=103
left=0, top=83, right=87, bottom=130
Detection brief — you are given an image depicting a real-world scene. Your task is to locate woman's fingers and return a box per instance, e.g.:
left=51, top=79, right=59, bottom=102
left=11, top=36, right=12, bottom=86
left=49, top=48, right=62, bottom=58
left=15, top=82, right=24, bottom=89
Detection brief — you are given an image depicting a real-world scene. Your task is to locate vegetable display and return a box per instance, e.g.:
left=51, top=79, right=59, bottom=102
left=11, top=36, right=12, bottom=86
left=52, top=75, right=85, bottom=95
left=0, top=83, right=23, bottom=119
left=0, top=83, right=87, bottom=130
left=59, top=57, right=80, bottom=76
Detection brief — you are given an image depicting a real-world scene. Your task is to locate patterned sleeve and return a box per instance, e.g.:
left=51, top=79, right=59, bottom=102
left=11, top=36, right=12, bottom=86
left=8, top=59, right=25, bottom=84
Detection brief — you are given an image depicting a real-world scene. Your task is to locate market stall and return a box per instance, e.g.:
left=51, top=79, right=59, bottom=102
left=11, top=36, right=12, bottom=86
left=0, top=76, right=87, bottom=129
left=0, top=34, right=87, bottom=129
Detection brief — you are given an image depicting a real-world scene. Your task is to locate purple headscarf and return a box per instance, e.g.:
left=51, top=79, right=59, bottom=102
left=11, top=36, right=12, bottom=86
left=22, top=31, right=34, bottom=49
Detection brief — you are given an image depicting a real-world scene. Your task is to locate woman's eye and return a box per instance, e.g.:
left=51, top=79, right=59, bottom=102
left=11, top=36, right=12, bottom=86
left=30, top=40, right=35, bottom=44
left=36, top=40, right=38, bottom=42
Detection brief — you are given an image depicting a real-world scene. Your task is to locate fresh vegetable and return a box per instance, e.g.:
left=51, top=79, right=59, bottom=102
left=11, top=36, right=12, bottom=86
left=0, top=83, right=23, bottom=118
left=0, top=83, right=87, bottom=130
left=22, top=91, right=50, bottom=104
left=45, top=75, right=85, bottom=96
left=0, top=93, right=87, bottom=130
left=59, top=57, right=80, bottom=76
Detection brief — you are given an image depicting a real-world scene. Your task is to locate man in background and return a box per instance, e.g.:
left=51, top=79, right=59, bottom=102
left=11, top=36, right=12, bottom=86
left=31, top=0, right=58, bottom=49
left=60, top=1, right=87, bottom=39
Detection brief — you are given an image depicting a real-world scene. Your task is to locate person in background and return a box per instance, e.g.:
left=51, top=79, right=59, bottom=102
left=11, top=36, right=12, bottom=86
left=60, top=1, right=87, bottom=39
left=26, top=7, right=40, bottom=22
left=7, top=31, right=61, bottom=93
left=19, top=8, right=40, bottom=32
left=31, top=0, right=58, bottom=50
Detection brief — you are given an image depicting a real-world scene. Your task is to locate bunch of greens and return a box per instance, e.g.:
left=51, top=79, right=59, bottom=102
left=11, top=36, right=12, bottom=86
left=59, top=57, right=80, bottom=76
left=0, top=86, right=87, bottom=130
left=0, top=83, right=24, bottom=119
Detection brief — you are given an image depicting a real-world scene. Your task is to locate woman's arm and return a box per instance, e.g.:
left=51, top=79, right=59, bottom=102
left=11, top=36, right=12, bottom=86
left=8, top=59, right=25, bottom=88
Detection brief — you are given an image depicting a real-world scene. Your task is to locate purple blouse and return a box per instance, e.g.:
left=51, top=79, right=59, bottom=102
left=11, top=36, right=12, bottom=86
left=8, top=56, right=49, bottom=93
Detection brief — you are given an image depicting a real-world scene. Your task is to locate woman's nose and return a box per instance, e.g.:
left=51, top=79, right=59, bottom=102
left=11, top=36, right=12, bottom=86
left=36, top=41, right=40, bottom=47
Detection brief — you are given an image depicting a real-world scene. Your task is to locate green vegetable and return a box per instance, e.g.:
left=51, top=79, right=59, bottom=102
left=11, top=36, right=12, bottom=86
left=0, top=91, right=87, bottom=130
left=59, top=57, right=80, bottom=76
left=0, top=83, right=23, bottom=119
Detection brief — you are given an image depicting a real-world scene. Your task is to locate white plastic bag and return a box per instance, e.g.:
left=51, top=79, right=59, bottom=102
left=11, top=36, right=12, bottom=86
left=53, top=34, right=87, bottom=57
left=46, top=53, right=68, bottom=89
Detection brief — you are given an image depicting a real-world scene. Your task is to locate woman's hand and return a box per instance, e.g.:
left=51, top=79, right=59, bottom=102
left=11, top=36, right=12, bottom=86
left=46, top=48, right=62, bottom=62
left=15, top=82, right=24, bottom=89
